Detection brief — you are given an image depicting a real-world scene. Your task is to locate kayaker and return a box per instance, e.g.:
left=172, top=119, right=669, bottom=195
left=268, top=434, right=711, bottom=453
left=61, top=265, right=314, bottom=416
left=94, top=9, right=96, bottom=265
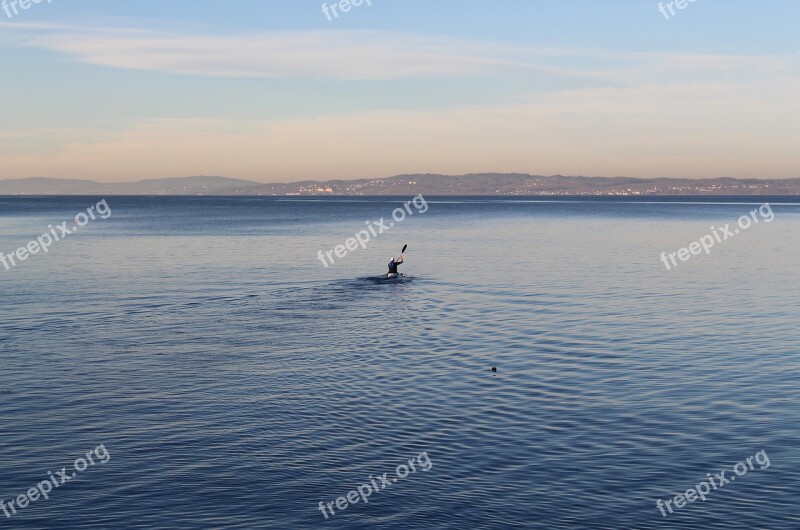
left=388, top=255, right=404, bottom=276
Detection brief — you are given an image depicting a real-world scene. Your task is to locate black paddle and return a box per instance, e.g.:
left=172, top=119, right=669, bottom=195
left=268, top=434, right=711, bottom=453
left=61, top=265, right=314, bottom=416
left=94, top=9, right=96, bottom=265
left=401, top=244, right=408, bottom=254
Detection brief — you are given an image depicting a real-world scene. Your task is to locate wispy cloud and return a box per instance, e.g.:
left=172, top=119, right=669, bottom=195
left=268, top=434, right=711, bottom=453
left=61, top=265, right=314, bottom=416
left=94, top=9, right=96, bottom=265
left=4, top=21, right=794, bottom=85
left=6, top=23, right=566, bottom=80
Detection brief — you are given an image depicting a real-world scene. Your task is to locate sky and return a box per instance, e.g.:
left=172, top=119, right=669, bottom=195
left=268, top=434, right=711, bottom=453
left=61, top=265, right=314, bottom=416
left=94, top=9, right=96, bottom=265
left=0, top=0, right=798, bottom=183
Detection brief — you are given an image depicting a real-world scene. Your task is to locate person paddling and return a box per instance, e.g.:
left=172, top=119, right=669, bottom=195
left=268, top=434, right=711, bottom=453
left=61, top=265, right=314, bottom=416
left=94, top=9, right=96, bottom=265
left=386, top=244, right=408, bottom=278
left=387, top=254, right=404, bottom=276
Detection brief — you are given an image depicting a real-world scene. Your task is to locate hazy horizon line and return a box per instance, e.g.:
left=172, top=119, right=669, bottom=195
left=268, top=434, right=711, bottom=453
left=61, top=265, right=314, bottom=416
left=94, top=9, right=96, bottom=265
left=4, top=173, right=800, bottom=186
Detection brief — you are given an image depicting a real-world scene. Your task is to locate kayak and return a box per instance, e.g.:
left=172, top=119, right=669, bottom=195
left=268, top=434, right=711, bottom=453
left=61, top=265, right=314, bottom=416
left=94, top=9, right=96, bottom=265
left=368, top=273, right=409, bottom=284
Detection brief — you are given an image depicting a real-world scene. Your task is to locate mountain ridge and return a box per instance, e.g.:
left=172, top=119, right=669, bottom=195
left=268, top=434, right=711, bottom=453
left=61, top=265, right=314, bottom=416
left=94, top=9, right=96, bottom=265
left=2, top=174, right=800, bottom=196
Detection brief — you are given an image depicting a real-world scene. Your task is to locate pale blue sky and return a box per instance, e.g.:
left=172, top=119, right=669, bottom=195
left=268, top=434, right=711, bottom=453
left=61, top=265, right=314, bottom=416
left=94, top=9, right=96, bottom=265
left=1, top=0, right=798, bottom=182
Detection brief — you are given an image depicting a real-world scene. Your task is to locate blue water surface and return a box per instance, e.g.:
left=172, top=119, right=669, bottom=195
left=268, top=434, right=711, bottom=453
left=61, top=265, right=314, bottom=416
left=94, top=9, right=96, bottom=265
left=1, top=196, right=799, bottom=529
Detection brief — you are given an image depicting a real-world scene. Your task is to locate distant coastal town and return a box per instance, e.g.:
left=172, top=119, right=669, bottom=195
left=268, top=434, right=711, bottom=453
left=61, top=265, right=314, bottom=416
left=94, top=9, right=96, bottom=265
left=229, top=174, right=800, bottom=197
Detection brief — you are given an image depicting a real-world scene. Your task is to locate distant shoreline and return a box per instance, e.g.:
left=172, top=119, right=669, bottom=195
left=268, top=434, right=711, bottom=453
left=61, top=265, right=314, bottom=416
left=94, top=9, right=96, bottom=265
left=4, top=195, right=800, bottom=201
left=2, top=174, right=800, bottom=197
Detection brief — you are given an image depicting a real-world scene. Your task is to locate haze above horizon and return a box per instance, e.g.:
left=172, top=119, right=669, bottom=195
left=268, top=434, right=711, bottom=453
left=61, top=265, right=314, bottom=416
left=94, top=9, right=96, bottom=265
left=1, top=0, right=798, bottom=182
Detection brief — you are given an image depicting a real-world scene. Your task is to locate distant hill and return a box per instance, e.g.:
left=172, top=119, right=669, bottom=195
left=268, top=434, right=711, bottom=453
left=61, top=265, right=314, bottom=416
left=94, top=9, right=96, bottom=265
left=2, top=174, right=800, bottom=196
left=0, top=177, right=112, bottom=195
left=0, top=176, right=261, bottom=196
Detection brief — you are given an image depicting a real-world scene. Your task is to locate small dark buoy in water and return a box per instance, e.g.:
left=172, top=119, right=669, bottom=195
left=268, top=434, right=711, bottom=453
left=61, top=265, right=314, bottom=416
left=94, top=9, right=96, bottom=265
left=491, top=367, right=497, bottom=372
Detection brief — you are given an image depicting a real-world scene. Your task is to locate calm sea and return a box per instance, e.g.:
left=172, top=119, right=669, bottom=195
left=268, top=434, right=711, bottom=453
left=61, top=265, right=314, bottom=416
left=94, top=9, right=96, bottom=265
left=1, top=196, right=799, bottom=529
